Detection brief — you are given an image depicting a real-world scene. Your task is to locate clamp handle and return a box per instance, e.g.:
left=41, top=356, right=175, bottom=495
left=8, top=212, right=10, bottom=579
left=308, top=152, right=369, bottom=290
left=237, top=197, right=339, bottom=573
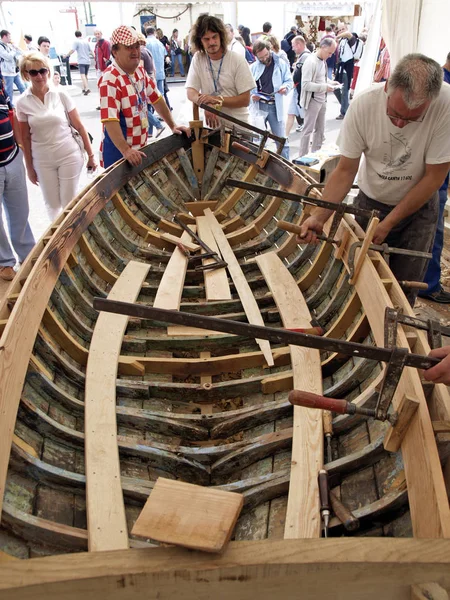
left=289, top=390, right=354, bottom=415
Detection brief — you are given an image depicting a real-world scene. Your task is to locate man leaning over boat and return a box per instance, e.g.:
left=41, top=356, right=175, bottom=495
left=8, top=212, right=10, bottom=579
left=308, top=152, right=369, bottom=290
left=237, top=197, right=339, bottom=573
left=99, top=25, right=190, bottom=169
left=299, top=53, right=450, bottom=306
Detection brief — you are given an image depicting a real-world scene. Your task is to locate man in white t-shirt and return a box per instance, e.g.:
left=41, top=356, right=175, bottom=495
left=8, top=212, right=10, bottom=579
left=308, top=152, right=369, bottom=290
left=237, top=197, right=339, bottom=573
left=225, top=24, right=246, bottom=58
left=299, top=54, right=450, bottom=305
left=298, top=37, right=337, bottom=157
left=186, top=14, right=255, bottom=127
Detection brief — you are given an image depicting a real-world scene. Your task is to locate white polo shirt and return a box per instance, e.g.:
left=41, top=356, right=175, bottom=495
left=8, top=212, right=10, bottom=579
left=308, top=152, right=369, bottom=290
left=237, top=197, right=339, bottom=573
left=16, top=87, right=78, bottom=159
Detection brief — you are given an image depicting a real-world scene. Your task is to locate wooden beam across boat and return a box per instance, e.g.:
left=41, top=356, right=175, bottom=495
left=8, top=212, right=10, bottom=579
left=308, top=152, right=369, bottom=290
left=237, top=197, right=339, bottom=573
left=85, top=260, right=150, bottom=552
left=204, top=208, right=273, bottom=366
left=1, top=539, right=450, bottom=600
left=256, top=252, right=323, bottom=538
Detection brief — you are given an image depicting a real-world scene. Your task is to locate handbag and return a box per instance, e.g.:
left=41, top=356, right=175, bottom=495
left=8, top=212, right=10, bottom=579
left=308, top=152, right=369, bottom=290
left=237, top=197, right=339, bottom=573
left=175, top=47, right=182, bottom=56
left=58, top=91, right=85, bottom=154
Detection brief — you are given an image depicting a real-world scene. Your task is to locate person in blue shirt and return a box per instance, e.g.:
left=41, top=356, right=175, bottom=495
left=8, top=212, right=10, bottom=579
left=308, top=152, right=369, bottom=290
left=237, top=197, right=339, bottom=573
left=250, top=39, right=292, bottom=160
left=419, top=56, right=450, bottom=302
left=443, top=52, right=450, bottom=84
left=145, top=26, right=167, bottom=97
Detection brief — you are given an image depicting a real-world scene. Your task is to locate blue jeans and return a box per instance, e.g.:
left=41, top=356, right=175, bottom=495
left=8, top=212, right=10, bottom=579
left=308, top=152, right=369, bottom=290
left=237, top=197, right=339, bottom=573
left=421, top=186, right=448, bottom=294
left=258, top=102, right=289, bottom=160
left=157, top=78, right=172, bottom=110
left=148, top=106, right=163, bottom=136
left=327, top=66, right=333, bottom=80
left=333, top=71, right=350, bottom=116
left=4, top=74, right=25, bottom=106
left=0, top=150, right=35, bottom=267
left=170, top=51, right=185, bottom=77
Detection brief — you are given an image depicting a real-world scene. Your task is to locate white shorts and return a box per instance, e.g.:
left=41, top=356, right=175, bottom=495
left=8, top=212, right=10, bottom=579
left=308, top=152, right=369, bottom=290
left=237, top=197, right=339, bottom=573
left=288, top=89, right=304, bottom=118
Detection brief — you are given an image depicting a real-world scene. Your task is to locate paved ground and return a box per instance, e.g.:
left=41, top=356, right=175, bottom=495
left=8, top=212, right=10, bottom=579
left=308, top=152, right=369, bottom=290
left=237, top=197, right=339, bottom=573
left=9, top=69, right=344, bottom=242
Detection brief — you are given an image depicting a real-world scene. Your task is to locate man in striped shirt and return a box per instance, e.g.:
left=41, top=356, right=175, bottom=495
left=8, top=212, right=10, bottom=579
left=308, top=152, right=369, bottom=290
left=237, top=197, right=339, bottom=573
left=0, top=71, right=35, bottom=281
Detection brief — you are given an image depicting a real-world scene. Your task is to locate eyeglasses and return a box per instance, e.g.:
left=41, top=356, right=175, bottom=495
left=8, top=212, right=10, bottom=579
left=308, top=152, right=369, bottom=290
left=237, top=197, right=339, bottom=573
left=386, top=103, right=427, bottom=124
left=26, top=68, right=48, bottom=77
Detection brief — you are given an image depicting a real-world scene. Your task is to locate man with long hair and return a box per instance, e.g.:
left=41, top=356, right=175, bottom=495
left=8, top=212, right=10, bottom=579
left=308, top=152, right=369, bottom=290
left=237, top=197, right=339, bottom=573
left=186, top=14, right=255, bottom=127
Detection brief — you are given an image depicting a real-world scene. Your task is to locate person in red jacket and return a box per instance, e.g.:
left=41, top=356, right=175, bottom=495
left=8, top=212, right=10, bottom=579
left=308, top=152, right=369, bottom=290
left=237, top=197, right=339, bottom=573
left=94, top=29, right=111, bottom=110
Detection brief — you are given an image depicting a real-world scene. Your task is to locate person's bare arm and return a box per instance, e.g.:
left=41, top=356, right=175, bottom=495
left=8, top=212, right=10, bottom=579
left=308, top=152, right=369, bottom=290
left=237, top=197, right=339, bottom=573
left=18, top=120, right=38, bottom=184
left=372, top=162, right=450, bottom=244
left=68, top=108, right=97, bottom=170
left=103, top=120, right=146, bottom=167
left=299, top=156, right=360, bottom=243
left=12, top=111, right=22, bottom=146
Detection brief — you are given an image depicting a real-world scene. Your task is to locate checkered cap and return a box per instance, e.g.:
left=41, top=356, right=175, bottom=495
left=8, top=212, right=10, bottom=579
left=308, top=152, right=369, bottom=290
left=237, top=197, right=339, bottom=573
left=111, top=25, right=138, bottom=47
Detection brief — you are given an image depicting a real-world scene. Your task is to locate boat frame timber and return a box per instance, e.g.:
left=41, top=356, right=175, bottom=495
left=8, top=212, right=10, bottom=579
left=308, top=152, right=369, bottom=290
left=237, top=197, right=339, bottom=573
left=1, top=131, right=450, bottom=596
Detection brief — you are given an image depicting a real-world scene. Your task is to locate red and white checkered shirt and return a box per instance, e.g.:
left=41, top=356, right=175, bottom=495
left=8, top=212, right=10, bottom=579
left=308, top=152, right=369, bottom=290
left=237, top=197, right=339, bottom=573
left=99, top=63, right=161, bottom=166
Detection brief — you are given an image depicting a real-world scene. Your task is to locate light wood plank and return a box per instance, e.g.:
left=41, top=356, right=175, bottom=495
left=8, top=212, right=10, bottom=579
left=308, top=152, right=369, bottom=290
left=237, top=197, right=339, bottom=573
left=167, top=326, right=230, bottom=337
left=204, top=209, right=273, bottom=366
left=131, top=478, right=243, bottom=553
left=334, top=215, right=450, bottom=538
left=196, top=216, right=231, bottom=301
left=85, top=260, right=150, bottom=552
left=411, top=582, right=449, bottom=600
left=155, top=231, right=200, bottom=253
left=185, top=201, right=218, bottom=216
left=154, top=229, right=195, bottom=310
left=2, top=539, right=450, bottom=600
left=256, top=252, right=323, bottom=538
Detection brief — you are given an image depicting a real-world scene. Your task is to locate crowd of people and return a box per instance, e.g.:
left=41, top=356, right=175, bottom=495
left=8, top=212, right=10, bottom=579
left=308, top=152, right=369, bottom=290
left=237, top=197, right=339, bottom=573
left=1, top=15, right=450, bottom=383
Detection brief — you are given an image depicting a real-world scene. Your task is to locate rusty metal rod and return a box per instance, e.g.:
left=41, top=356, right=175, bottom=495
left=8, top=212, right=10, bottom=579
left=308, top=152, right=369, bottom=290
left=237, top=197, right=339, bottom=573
left=225, top=179, right=377, bottom=220
left=92, top=298, right=441, bottom=371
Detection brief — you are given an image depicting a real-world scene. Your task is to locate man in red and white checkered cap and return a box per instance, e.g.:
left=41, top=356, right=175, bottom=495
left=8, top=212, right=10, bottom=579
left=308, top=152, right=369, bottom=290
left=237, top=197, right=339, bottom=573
left=99, top=25, right=190, bottom=168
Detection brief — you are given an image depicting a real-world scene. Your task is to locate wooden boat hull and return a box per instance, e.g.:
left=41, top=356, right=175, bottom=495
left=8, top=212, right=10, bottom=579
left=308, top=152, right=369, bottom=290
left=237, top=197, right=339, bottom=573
left=0, top=132, right=449, bottom=571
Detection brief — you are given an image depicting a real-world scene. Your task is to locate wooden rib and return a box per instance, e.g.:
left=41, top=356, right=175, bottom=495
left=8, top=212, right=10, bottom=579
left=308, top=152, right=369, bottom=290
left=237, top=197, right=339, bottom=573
left=154, top=229, right=195, bottom=310
left=226, top=197, right=282, bottom=247
left=162, top=157, right=195, bottom=200
left=204, top=208, right=273, bottom=366
left=111, top=192, right=155, bottom=240
left=298, top=243, right=333, bottom=291
left=157, top=218, right=183, bottom=236
left=215, top=164, right=259, bottom=217
left=42, top=308, right=88, bottom=365
left=222, top=215, right=246, bottom=233
left=196, top=216, right=231, bottom=301
left=201, top=146, right=220, bottom=197
left=256, top=252, right=322, bottom=538
left=177, top=148, right=201, bottom=199
left=77, top=235, right=118, bottom=285
left=85, top=260, right=150, bottom=552
left=334, top=215, right=450, bottom=538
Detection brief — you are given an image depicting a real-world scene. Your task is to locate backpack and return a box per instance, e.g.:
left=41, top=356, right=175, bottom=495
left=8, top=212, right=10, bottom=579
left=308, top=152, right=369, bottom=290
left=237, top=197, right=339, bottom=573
left=292, top=51, right=309, bottom=88
left=245, top=47, right=255, bottom=64
left=280, top=38, right=291, bottom=54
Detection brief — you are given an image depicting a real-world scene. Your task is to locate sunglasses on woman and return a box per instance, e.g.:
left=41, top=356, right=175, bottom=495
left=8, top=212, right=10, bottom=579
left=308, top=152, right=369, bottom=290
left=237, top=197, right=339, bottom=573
left=26, top=68, right=48, bottom=77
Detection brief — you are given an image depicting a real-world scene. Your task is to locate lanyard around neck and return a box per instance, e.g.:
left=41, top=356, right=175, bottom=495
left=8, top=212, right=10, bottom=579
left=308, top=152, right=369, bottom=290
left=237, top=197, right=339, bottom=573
left=207, top=55, right=224, bottom=93
left=127, top=73, right=145, bottom=108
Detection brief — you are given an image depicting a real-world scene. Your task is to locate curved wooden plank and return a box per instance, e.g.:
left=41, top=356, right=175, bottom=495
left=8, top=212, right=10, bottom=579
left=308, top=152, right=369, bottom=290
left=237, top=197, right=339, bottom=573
left=256, top=251, right=323, bottom=538
left=204, top=209, right=273, bottom=366
left=85, top=260, right=150, bottom=552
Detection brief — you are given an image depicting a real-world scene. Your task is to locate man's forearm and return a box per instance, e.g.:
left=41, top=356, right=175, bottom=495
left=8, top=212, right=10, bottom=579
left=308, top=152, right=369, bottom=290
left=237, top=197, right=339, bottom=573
left=383, top=174, right=445, bottom=229
left=104, top=121, right=130, bottom=155
left=153, top=97, right=176, bottom=129
left=222, top=92, right=250, bottom=109
left=312, top=163, right=357, bottom=224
